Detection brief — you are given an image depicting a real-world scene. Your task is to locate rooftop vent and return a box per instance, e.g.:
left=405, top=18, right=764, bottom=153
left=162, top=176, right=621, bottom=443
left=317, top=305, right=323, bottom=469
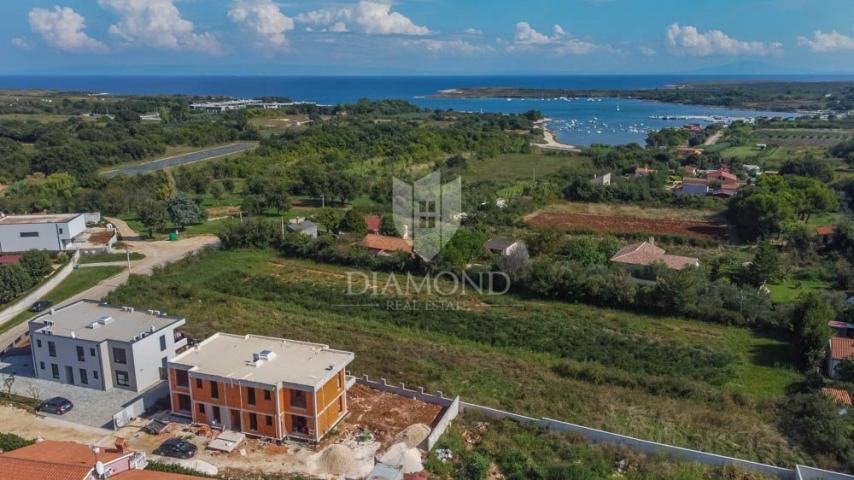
left=98, top=316, right=114, bottom=326
left=149, top=325, right=156, bottom=333
left=87, top=321, right=100, bottom=329
left=250, top=349, right=276, bottom=367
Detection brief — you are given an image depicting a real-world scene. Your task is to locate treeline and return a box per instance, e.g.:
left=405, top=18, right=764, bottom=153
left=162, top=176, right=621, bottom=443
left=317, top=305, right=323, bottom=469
left=0, top=251, right=54, bottom=304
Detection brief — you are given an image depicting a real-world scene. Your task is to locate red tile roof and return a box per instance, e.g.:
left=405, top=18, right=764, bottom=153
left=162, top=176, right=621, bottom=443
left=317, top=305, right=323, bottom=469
left=0, top=254, right=22, bottom=265
left=0, top=441, right=128, bottom=480
left=823, top=387, right=853, bottom=406
left=364, top=215, right=381, bottom=233
left=361, top=234, right=413, bottom=256
left=816, top=225, right=837, bottom=236
left=705, top=169, right=738, bottom=182
left=0, top=457, right=91, bottom=480
left=610, top=240, right=699, bottom=270
left=831, top=337, right=854, bottom=361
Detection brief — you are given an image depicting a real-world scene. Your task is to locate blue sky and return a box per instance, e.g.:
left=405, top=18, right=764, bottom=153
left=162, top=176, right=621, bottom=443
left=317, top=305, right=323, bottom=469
left=2, top=0, right=853, bottom=75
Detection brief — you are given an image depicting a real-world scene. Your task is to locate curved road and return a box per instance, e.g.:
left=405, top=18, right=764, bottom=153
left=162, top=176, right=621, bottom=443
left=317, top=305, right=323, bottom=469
left=102, top=143, right=256, bottom=177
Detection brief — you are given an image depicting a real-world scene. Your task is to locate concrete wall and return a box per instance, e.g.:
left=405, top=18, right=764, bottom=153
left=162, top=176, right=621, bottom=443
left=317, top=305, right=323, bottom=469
left=426, top=396, right=459, bottom=451
left=797, top=465, right=854, bottom=480
left=112, top=381, right=170, bottom=429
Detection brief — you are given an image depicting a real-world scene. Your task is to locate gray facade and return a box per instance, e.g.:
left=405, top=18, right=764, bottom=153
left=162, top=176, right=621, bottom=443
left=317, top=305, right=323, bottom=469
left=0, top=214, right=87, bottom=253
left=29, top=301, right=187, bottom=393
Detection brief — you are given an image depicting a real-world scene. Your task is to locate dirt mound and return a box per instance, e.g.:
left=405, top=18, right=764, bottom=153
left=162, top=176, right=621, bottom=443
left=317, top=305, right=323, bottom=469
left=395, top=423, right=431, bottom=448
left=379, top=442, right=424, bottom=474
left=317, top=444, right=355, bottom=475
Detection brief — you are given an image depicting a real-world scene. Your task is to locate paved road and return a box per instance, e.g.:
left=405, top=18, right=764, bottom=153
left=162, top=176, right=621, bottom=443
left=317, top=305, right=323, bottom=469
left=102, top=143, right=255, bottom=177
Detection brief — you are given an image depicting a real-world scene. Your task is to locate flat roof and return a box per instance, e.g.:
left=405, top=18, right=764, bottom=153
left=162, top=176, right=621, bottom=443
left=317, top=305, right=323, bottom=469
left=30, top=300, right=184, bottom=344
left=0, top=213, right=82, bottom=225
left=170, top=333, right=354, bottom=389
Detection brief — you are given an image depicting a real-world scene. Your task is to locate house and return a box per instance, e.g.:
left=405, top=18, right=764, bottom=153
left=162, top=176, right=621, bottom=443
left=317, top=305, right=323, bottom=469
left=676, top=183, right=710, bottom=196
left=829, top=320, right=854, bottom=337
left=610, top=238, right=700, bottom=271
left=591, top=173, right=611, bottom=186
left=0, top=439, right=198, bottom=480
left=683, top=124, right=702, bottom=132
left=743, top=164, right=762, bottom=176
left=364, top=215, right=381, bottom=234
left=756, top=143, right=768, bottom=150
left=167, top=333, right=354, bottom=443
left=484, top=239, right=528, bottom=257
left=822, top=387, right=852, bottom=408
left=712, top=183, right=740, bottom=198
left=828, top=336, right=854, bottom=379
left=361, top=234, right=414, bottom=257
left=0, top=213, right=87, bottom=253
left=675, top=147, right=704, bottom=156
left=288, top=218, right=319, bottom=239
left=816, top=225, right=837, bottom=246
left=29, top=300, right=187, bottom=392
left=682, top=165, right=699, bottom=176
left=704, top=168, right=738, bottom=184
left=634, top=167, right=657, bottom=177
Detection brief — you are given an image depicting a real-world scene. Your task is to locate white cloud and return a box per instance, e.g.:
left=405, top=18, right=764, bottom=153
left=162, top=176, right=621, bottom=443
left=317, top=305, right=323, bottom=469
left=97, top=0, right=222, bottom=54
left=404, top=39, right=490, bottom=56
left=797, top=30, right=854, bottom=53
left=665, top=23, right=782, bottom=57
left=465, top=28, right=483, bottom=36
left=228, top=0, right=295, bottom=50
left=10, top=37, right=31, bottom=50
left=28, top=6, right=107, bottom=52
left=511, top=22, right=602, bottom=55
left=639, top=45, right=656, bottom=56
left=296, top=1, right=430, bottom=36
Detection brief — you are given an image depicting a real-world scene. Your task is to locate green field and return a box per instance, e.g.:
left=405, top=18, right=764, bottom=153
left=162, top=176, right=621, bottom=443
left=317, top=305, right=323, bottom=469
left=78, top=252, right=145, bottom=264
left=0, top=266, right=124, bottom=335
left=767, top=278, right=835, bottom=303
left=105, top=249, right=810, bottom=467
left=466, top=152, right=587, bottom=182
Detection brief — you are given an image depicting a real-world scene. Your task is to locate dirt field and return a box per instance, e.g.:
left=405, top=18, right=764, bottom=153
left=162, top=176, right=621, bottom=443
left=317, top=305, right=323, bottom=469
left=526, top=211, right=728, bottom=240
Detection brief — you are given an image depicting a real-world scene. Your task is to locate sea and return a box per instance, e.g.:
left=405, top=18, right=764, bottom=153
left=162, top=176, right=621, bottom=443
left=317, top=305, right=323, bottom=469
left=0, top=75, right=846, bottom=145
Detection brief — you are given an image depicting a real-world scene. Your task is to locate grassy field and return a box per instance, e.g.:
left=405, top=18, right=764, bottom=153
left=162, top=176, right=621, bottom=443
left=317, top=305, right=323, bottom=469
left=78, top=252, right=145, bottom=264
left=0, top=266, right=124, bottom=335
left=466, top=152, right=587, bottom=183
left=537, top=201, right=725, bottom=222
left=105, top=249, right=810, bottom=467
left=767, top=278, right=834, bottom=303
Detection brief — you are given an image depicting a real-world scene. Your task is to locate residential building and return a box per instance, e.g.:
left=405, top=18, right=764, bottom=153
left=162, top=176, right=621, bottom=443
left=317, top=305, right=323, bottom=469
left=29, top=300, right=187, bottom=392
left=828, top=336, right=854, bottom=379
left=829, top=320, right=854, bottom=338
left=484, top=239, right=528, bottom=258
left=822, top=387, right=852, bottom=408
left=591, top=173, right=611, bottom=186
left=361, top=234, right=414, bottom=257
left=675, top=147, right=704, bottom=156
left=364, top=215, right=381, bottom=234
left=610, top=238, right=700, bottom=271
left=0, top=439, right=198, bottom=480
left=704, top=168, right=738, bottom=184
left=634, top=166, right=657, bottom=177
left=167, top=333, right=354, bottom=442
left=287, top=218, right=319, bottom=239
left=0, top=213, right=87, bottom=253
left=816, top=225, right=837, bottom=246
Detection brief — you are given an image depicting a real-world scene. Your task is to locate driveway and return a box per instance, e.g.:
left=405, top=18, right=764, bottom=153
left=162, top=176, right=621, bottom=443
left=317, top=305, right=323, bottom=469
left=102, top=143, right=256, bottom=177
left=0, top=353, right=158, bottom=429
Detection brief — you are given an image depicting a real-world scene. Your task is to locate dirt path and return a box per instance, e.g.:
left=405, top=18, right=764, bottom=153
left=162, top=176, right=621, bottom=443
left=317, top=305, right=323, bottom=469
left=703, top=128, right=726, bottom=146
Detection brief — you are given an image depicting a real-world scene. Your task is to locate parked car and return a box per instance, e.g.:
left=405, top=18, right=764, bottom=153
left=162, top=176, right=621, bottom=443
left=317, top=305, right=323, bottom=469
left=39, top=397, right=73, bottom=415
left=30, top=300, right=53, bottom=312
left=154, top=438, right=197, bottom=459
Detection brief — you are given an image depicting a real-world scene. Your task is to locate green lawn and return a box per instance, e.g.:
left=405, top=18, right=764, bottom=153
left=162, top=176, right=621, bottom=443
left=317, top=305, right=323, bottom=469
left=78, top=252, right=145, bottom=264
left=0, top=266, right=124, bottom=335
left=467, top=152, right=588, bottom=183
left=767, top=278, right=834, bottom=303
left=105, top=249, right=810, bottom=468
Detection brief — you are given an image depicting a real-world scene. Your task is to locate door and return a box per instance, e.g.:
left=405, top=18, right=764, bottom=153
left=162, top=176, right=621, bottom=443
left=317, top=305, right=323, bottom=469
left=212, top=406, right=222, bottom=426
left=230, top=409, right=241, bottom=431
left=65, top=366, right=74, bottom=385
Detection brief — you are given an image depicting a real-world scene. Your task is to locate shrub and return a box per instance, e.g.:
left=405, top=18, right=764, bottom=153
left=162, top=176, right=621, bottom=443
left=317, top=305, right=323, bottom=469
left=0, top=432, right=33, bottom=452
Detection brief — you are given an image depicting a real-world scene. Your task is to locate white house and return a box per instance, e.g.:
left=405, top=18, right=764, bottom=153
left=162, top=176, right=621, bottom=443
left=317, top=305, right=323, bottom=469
left=484, top=239, right=528, bottom=257
left=591, top=173, right=612, bottom=186
left=0, top=213, right=87, bottom=253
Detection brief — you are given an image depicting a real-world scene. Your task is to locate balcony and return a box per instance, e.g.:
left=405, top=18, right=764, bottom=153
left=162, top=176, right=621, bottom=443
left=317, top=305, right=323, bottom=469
left=174, top=331, right=188, bottom=350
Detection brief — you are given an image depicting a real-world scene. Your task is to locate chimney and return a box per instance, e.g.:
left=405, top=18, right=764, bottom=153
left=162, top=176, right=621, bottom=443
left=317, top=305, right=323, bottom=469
left=114, top=437, right=127, bottom=453
left=648, top=237, right=655, bottom=246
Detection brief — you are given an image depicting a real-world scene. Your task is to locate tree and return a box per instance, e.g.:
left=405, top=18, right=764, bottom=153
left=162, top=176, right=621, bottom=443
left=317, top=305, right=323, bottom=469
left=748, top=241, right=781, bottom=287
left=210, top=182, right=226, bottom=200
left=791, top=292, right=834, bottom=372
left=241, top=195, right=265, bottom=216
left=166, top=193, right=203, bottom=229
left=19, top=250, right=52, bottom=279
left=137, top=200, right=168, bottom=238
left=0, top=264, right=32, bottom=304
left=338, top=209, right=367, bottom=234
left=313, top=209, right=343, bottom=234
left=779, top=392, right=852, bottom=463
left=379, top=214, right=399, bottom=237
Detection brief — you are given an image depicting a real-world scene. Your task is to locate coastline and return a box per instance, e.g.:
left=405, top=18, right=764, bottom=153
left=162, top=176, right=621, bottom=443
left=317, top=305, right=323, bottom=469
left=534, top=119, right=580, bottom=152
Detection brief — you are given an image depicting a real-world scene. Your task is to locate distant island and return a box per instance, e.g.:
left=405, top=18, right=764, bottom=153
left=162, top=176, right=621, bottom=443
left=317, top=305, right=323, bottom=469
left=434, top=81, right=854, bottom=113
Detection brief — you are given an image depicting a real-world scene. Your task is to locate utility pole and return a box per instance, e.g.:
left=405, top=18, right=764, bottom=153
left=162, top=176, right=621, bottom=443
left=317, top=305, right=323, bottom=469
left=281, top=217, right=285, bottom=239
left=126, top=250, right=132, bottom=274
left=321, top=194, right=325, bottom=209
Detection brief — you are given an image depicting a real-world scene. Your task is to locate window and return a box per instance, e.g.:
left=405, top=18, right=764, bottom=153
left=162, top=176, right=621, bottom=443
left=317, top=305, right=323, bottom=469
left=79, top=369, right=88, bottom=385
left=59, top=228, right=63, bottom=234
left=19, top=232, right=39, bottom=238
left=115, top=370, right=130, bottom=387
left=263, top=390, right=272, bottom=401
left=175, top=369, right=189, bottom=388
left=177, top=394, right=191, bottom=412
left=291, top=390, right=307, bottom=409
left=417, top=200, right=437, bottom=228
left=90, top=347, right=96, bottom=357
left=210, top=381, right=219, bottom=399
left=247, top=387, right=256, bottom=405
left=36, top=339, right=41, bottom=348
left=197, top=403, right=205, bottom=415
left=336, top=374, right=341, bottom=389
left=249, top=413, right=258, bottom=431
left=159, top=335, right=166, bottom=351
left=265, top=415, right=273, bottom=427
left=292, top=415, right=308, bottom=434
left=39, top=361, right=45, bottom=370
left=338, top=397, right=344, bottom=413
left=160, top=357, right=167, bottom=380
left=195, top=378, right=203, bottom=389
left=48, top=341, right=56, bottom=358
left=51, top=364, right=59, bottom=379
left=112, top=347, right=127, bottom=365
left=93, top=371, right=99, bottom=380
left=76, top=346, right=85, bottom=362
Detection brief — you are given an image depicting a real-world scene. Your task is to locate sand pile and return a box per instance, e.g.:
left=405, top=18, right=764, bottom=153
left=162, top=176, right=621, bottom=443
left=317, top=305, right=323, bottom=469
left=317, top=444, right=356, bottom=475
left=395, top=423, right=431, bottom=448
left=379, top=442, right=424, bottom=474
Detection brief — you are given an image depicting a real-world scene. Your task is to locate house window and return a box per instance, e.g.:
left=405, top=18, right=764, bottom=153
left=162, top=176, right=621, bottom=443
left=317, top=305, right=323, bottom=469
left=417, top=200, right=437, bottom=228
left=79, top=369, right=88, bottom=385
left=175, top=369, right=189, bottom=387
left=159, top=335, right=166, bottom=351
left=195, top=378, right=203, bottom=389
left=48, top=341, right=56, bottom=357
left=336, top=374, right=341, bottom=389
left=292, top=415, right=308, bottom=434
left=249, top=413, right=258, bottom=431
left=93, top=371, right=99, bottom=380
left=39, top=361, right=45, bottom=370
left=112, top=347, right=127, bottom=365
left=19, top=232, right=39, bottom=238
left=338, top=396, right=344, bottom=413
left=210, top=381, right=219, bottom=399
left=263, top=390, right=272, bottom=401
left=247, top=387, right=256, bottom=405
left=90, top=347, right=96, bottom=357
left=197, top=403, right=205, bottom=415
left=115, top=370, right=130, bottom=387
left=76, top=346, right=85, bottom=362
left=291, top=390, right=307, bottom=409
left=59, top=228, right=63, bottom=234
left=51, top=364, right=59, bottom=379
left=36, top=339, right=41, bottom=348
left=265, top=415, right=273, bottom=427
left=160, top=357, right=167, bottom=380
